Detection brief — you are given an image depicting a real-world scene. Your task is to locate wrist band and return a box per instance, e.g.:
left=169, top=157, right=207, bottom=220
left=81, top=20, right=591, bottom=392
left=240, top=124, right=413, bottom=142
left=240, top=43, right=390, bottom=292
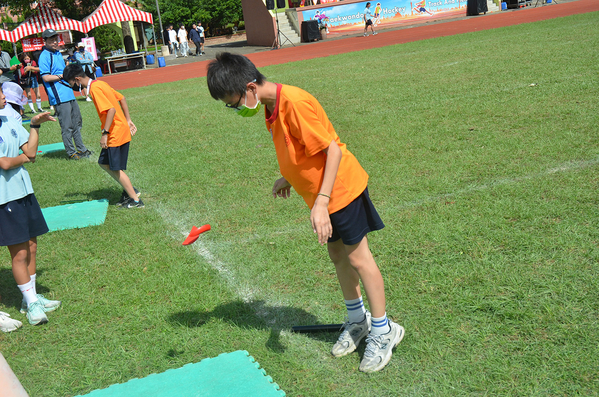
left=30, top=124, right=41, bottom=129
left=318, top=193, right=330, bottom=199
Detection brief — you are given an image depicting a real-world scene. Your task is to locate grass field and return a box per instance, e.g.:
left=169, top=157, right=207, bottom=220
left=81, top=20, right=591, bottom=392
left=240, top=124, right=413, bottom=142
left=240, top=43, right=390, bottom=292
left=1, top=12, right=598, bottom=396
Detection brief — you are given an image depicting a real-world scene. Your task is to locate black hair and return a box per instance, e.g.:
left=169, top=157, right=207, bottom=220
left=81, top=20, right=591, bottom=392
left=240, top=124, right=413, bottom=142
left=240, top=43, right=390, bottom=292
left=63, top=63, right=87, bottom=81
left=206, top=52, right=266, bottom=100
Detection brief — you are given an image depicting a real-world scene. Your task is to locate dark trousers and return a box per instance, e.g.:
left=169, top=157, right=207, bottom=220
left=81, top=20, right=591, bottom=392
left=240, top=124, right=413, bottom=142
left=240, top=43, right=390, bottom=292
left=193, top=40, right=202, bottom=55
left=55, top=100, right=87, bottom=156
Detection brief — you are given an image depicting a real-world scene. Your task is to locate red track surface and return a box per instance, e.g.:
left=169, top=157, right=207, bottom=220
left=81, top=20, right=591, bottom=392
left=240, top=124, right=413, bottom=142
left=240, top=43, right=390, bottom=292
left=57, top=0, right=599, bottom=94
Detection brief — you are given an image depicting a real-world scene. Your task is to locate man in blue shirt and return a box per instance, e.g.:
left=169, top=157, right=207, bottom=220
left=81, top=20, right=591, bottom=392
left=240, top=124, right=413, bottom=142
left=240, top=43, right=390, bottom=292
left=189, top=23, right=202, bottom=56
left=38, top=29, right=90, bottom=160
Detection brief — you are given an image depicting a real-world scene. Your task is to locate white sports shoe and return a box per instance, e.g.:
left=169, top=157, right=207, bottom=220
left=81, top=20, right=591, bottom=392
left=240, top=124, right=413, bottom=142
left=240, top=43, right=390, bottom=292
left=331, top=311, right=371, bottom=357
left=0, top=311, right=23, bottom=332
left=21, top=294, right=61, bottom=314
left=359, top=320, right=405, bottom=373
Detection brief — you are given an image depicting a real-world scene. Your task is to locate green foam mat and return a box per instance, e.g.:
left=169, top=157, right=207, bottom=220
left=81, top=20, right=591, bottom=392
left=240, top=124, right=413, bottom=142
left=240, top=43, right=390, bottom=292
left=75, top=350, right=285, bottom=397
left=42, top=199, right=109, bottom=232
left=37, top=142, right=65, bottom=155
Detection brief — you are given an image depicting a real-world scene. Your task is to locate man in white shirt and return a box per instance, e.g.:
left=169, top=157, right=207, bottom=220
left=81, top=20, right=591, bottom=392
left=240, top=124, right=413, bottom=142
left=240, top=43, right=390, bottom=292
left=167, top=25, right=179, bottom=57
left=198, top=22, right=205, bottom=55
left=177, top=24, right=189, bottom=58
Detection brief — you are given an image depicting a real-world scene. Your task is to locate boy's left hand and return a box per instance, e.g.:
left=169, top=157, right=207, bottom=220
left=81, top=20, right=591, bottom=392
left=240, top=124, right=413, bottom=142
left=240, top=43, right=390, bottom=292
left=30, top=112, right=56, bottom=125
left=311, top=197, right=332, bottom=245
left=128, top=121, right=137, bottom=136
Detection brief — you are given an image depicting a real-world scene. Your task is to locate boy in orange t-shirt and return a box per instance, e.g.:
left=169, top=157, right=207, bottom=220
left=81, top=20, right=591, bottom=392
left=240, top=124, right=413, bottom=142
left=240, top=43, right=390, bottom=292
left=63, top=64, right=143, bottom=208
left=207, top=53, right=404, bottom=373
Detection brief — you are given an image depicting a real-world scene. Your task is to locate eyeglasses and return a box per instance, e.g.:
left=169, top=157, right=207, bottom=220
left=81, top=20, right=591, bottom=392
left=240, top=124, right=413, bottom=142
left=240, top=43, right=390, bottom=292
left=225, top=93, right=244, bottom=110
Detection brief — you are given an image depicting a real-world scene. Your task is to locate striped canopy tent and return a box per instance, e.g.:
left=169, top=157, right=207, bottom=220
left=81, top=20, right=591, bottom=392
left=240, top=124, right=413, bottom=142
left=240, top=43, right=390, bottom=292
left=0, top=29, right=13, bottom=42
left=82, top=0, right=155, bottom=54
left=11, top=3, right=85, bottom=42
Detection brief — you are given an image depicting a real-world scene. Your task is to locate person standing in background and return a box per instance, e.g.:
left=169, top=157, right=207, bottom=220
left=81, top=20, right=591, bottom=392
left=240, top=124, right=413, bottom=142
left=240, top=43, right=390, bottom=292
left=0, top=49, right=18, bottom=84
left=178, top=24, right=189, bottom=58
left=197, top=22, right=206, bottom=55
left=74, top=43, right=95, bottom=101
left=38, top=29, right=91, bottom=160
left=190, top=23, right=202, bottom=56
left=18, top=53, right=45, bottom=114
left=167, top=25, right=179, bottom=57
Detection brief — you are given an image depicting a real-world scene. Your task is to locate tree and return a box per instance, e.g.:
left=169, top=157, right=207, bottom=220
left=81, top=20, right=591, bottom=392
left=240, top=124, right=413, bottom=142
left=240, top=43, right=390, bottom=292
left=140, top=0, right=242, bottom=36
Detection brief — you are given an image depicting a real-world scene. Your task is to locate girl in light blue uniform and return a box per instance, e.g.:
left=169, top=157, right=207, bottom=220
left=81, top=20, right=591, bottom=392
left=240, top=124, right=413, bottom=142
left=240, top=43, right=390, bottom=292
left=0, top=86, right=60, bottom=329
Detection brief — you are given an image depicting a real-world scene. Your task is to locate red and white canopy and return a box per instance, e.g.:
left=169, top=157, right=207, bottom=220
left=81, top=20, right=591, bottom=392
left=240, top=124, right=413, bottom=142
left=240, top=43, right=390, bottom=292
left=82, top=0, right=153, bottom=33
left=11, top=4, right=85, bottom=42
left=0, top=29, right=13, bottom=42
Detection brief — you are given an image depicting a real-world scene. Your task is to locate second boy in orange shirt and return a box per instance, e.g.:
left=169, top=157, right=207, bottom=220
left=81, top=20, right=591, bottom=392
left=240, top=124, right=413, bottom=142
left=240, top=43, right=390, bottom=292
left=207, top=53, right=404, bottom=373
left=63, top=64, right=143, bottom=208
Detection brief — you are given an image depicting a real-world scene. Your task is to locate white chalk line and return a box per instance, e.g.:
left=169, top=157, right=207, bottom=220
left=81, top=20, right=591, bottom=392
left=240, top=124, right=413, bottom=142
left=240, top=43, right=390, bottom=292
left=154, top=203, right=258, bottom=303
left=153, top=156, right=599, bottom=325
left=395, top=156, right=599, bottom=210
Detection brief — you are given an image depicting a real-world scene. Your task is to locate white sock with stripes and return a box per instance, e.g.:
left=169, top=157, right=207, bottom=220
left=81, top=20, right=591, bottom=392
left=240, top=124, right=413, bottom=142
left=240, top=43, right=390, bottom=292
left=371, top=313, right=391, bottom=335
left=345, top=297, right=366, bottom=324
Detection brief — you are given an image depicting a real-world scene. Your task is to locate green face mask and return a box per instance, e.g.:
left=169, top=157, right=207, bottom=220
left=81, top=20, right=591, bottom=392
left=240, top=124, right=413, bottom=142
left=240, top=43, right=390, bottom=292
left=236, top=92, right=262, bottom=117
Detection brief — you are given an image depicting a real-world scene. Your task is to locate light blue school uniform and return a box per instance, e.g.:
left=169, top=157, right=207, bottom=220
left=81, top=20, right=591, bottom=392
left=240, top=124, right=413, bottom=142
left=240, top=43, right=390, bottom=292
left=0, top=116, right=34, bottom=205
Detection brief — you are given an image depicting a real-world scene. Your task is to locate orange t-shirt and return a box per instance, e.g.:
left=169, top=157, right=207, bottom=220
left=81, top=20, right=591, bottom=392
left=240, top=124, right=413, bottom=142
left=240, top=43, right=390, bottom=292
left=265, top=84, right=368, bottom=214
left=89, top=80, right=131, bottom=147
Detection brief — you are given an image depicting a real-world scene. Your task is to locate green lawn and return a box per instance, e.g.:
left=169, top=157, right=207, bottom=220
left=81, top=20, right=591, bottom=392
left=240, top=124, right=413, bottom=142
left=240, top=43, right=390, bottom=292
left=1, top=12, right=598, bottom=396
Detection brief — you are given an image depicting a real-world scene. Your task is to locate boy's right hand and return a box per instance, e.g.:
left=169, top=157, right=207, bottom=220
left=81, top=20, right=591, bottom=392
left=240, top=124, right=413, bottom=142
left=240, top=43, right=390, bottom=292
left=273, top=177, right=292, bottom=199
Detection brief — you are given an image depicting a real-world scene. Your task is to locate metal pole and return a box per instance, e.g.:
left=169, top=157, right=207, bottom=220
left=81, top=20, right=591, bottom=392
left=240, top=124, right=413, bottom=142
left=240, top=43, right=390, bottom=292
left=155, top=0, right=164, bottom=46
left=152, top=26, right=158, bottom=56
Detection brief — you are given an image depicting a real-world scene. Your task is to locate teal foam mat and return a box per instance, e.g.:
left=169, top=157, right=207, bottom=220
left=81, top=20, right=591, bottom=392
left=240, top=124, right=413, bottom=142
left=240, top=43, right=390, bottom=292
left=37, top=142, right=65, bottom=155
left=42, top=199, right=109, bottom=232
left=76, top=350, right=285, bottom=397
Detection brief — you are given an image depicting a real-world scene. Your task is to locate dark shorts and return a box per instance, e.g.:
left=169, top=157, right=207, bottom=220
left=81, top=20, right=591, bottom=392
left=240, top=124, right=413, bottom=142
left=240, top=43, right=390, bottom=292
left=365, top=19, right=373, bottom=27
left=0, top=194, right=49, bottom=247
left=98, top=141, right=130, bottom=171
left=22, top=78, right=39, bottom=89
left=200, top=37, right=205, bottom=43
left=328, top=187, right=384, bottom=246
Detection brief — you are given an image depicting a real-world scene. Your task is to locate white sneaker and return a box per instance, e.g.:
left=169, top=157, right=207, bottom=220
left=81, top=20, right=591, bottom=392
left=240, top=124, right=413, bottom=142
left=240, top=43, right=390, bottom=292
left=0, top=311, right=23, bottom=332
left=373, top=32, right=378, bottom=35
left=26, top=301, right=48, bottom=326
left=364, top=33, right=368, bottom=37
left=86, top=96, right=92, bottom=102
left=359, top=320, right=405, bottom=373
left=331, top=311, right=371, bottom=357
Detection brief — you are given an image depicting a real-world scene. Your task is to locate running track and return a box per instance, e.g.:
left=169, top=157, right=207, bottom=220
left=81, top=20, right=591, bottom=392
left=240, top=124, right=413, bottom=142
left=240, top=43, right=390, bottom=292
left=82, top=0, right=599, bottom=92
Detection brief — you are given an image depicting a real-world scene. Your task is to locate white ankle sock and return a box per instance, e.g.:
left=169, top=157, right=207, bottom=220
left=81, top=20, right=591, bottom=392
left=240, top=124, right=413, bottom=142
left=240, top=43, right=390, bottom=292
left=28, top=100, right=35, bottom=112
left=371, top=313, right=390, bottom=335
left=345, top=297, right=366, bottom=324
left=36, top=99, right=42, bottom=110
left=18, top=280, right=38, bottom=306
left=30, top=273, right=37, bottom=295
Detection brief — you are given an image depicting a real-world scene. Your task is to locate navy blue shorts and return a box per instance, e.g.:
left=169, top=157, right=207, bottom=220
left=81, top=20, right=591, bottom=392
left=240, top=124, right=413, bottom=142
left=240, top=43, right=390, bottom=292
left=0, top=194, right=49, bottom=246
left=328, top=187, right=384, bottom=246
left=98, top=142, right=130, bottom=171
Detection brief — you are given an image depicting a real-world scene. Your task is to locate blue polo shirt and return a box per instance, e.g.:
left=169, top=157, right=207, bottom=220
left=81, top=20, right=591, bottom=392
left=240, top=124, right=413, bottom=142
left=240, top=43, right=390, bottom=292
left=38, top=47, right=75, bottom=106
left=0, top=116, right=34, bottom=205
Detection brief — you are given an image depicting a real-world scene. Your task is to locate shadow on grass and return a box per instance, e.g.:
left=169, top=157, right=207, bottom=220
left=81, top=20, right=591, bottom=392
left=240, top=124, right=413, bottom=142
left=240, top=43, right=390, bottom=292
left=0, top=268, right=52, bottom=310
left=63, top=188, right=122, bottom=205
left=169, top=300, right=340, bottom=352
